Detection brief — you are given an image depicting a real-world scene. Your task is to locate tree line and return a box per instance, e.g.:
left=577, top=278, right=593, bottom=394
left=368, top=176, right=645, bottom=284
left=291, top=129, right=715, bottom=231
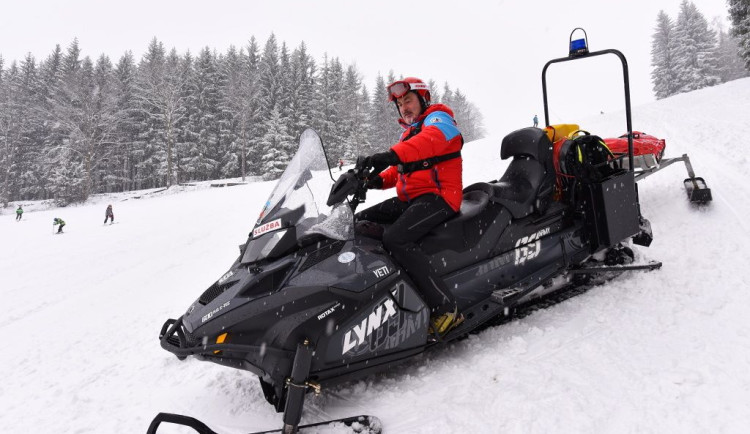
left=0, top=35, right=485, bottom=206
left=650, top=0, right=750, bottom=99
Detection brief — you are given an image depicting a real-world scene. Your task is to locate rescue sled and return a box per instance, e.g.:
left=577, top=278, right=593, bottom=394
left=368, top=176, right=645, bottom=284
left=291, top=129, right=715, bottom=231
left=604, top=132, right=712, bottom=204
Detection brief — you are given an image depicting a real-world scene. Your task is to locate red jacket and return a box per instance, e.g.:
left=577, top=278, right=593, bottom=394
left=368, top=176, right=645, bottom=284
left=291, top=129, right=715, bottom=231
left=378, top=104, right=463, bottom=211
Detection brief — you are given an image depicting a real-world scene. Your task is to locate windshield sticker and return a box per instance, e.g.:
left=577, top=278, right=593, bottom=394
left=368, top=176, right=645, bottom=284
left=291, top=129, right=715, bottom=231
left=256, top=200, right=271, bottom=225
left=253, top=218, right=282, bottom=238
left=338, top=252, right=356, bottom=263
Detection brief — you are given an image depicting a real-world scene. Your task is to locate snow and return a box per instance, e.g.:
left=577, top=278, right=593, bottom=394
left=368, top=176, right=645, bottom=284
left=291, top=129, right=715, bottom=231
left=2, top=78, right=750, bottom=433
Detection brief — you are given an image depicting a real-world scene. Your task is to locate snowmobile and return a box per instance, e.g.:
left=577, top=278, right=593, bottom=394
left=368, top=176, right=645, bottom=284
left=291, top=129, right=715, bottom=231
left=150, top=31, right=663, bottom=434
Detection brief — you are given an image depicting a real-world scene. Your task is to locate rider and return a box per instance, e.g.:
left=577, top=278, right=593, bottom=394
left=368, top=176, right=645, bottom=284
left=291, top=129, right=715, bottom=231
left=358, top=77, right=464, bottom=336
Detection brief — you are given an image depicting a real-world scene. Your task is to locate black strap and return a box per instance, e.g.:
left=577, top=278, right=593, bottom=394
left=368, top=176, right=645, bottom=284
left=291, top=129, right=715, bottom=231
left=397, top=151, right=462, bottom=174
left=397, top=116, right=464, bottom=174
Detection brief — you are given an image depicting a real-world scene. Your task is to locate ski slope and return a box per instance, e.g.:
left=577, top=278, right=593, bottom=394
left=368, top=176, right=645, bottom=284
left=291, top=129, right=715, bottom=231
left=2, top=78, right=750, bottom=433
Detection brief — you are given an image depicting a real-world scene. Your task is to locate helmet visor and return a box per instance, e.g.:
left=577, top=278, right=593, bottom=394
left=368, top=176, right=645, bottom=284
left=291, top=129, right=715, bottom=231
left=387, top=80, right=429, bottom=101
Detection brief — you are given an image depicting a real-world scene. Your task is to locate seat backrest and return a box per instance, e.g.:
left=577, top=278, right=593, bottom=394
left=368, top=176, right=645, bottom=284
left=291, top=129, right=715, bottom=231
left=494, top=128, right=556, bottom=219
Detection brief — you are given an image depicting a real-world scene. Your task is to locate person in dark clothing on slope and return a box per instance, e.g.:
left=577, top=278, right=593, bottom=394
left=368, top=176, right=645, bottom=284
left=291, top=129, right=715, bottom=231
left=356, top=77, right=464, bottom=337
left=104, top=204, right=114, bottom=224
left=16, top=205, right=23, bottom=221
left=53, top=217, right=65, bottom=233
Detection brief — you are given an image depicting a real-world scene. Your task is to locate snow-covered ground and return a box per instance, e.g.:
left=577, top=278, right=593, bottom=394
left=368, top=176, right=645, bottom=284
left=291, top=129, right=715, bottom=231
left=2, top=78, right=750, bottom=433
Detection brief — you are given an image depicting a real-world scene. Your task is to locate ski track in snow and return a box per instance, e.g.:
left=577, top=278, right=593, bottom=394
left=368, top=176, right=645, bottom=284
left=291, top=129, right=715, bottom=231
left=1, top=78, right=750, bottom=433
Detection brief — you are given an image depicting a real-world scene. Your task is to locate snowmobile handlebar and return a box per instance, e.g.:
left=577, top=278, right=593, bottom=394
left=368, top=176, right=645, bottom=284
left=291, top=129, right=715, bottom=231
left=326, top=156, right=372, bottom=210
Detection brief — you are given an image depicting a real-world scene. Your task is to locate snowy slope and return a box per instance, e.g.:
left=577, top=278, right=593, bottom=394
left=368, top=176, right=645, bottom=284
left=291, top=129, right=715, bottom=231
left=2, top=78, right=750, bottom=433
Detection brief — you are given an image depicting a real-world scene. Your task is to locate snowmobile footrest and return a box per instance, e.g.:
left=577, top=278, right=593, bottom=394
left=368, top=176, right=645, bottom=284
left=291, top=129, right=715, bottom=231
left=146, top=412, right=382, bottom=434
left=569, top=261, right=662, bottom=275
left=683, top=177, right=712, bottom=203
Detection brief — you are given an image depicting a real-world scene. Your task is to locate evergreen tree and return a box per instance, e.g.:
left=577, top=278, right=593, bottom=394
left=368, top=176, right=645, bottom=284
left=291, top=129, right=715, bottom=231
left=134, top=40, right=187, bottom=187
left=187, top=47, right=223, bottom=181
left=672, top=1, right=720, bottom=94
left=728, top=0, right=750, bottom=72
left=112, top=51, right=141, bottom=192
left=651, top=11, right=680, bottom=99
left=0, top=34, right=486, bottom=202
left=450, top=88, right=485, bottom=142
left=260, top=107, right=294, bottom=180
left=367, top=72, right=401, bottom=152
left=715, top=26, right=750, bottom=82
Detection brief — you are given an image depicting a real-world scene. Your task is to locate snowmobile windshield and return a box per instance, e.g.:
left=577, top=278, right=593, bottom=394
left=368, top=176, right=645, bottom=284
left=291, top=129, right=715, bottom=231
left=242, top=129, right=354, bottom=264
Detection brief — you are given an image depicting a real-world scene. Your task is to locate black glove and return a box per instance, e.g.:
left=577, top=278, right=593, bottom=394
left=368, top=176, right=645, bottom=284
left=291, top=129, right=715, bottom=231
left=365, top=175, right=384, bottom=189
left=363, top=150, right=400, bottom=174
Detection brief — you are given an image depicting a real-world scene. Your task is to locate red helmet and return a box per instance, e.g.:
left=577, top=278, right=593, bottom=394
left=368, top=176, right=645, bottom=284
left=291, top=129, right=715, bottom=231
left=387, top=77, right=431, bottom=104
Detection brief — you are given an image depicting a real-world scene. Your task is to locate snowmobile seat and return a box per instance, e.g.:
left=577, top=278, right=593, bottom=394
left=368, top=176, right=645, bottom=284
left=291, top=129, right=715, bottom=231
left=491, top=128, right=556, bottom=219
left=421, top=182, right=508, bottom=257
left=451, top=182, right=494, bottom=222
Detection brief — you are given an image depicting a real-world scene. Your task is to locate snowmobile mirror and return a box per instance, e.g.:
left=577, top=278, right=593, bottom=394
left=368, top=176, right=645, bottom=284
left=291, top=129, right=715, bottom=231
left=327, top=170, right=359, bottom=207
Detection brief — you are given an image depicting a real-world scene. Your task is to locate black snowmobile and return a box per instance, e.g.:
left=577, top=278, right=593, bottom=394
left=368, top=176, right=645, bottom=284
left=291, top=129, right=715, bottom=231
left=150, top=33, right=662, bottom=434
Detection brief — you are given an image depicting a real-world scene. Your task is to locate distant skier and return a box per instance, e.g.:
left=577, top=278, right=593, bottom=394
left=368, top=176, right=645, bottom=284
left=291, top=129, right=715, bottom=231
left=53, top=217, right=65, bottom=233
left=339, top=159, right=344, bottom=171
left=104, top=204, right=114, bottom=224
left=16, top=205, right=23, bottom=221
left=533, top=114, right=539, bottom=127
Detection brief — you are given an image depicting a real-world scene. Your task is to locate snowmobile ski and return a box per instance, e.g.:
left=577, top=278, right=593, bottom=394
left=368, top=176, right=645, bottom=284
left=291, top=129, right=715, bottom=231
left=147, top=413, right=382, bottom=434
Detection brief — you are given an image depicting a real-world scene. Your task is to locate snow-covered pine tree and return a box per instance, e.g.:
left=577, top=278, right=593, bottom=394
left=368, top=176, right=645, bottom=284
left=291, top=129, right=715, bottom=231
left=243, top=37, right=263, bottom=178
left=260, top=107, right=294, bottom=180
left=135, top=41, right=188, bottom=187
left=190, top=47, right=223, bottom=181
left=338, top=65, right=369, bottom=162
left=715, top=25, right=750, bottom=82
left=112, top=51, right=141, bottom=192
left=367, top=73, right=395, bottom=153
left=288, top=42, right=317, bottom=141
left=728, top=0, right=750, bottom=72
left=219, top=45, right=246, bottom=179
left=450, top=89, right=485, bottom=142
left=651, top=11, right=680, bottom=99
left=175, top=50, right=198, bottom=184
left=313, top=55, right=346, bottom=165
left=133, top=38, right=167, bottom=189
left=672, top=1, right=721, bottom=94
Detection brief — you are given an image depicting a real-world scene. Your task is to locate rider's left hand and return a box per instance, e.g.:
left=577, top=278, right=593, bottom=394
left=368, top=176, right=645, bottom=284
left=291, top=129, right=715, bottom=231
left=364, top=151, right=399, bottom=174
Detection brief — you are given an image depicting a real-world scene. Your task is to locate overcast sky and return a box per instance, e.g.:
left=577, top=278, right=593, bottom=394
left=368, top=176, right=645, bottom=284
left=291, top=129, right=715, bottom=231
left=0, top=0, right=730, bottom=137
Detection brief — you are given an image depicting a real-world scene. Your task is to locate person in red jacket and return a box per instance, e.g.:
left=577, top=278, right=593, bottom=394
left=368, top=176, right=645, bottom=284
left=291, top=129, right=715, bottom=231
left=357, top=77, right=464, bottom=337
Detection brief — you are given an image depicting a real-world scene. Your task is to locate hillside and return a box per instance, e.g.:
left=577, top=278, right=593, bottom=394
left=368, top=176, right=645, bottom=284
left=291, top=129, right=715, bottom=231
left=1, top=78, right=749, bottom=433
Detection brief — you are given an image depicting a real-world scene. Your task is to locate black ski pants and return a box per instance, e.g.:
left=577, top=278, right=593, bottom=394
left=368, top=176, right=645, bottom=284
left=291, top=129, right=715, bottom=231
left=357, top=194, right=457, bottom=315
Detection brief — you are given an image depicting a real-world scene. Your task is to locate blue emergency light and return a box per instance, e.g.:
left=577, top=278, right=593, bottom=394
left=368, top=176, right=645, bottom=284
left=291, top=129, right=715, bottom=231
left=569, top=28, right=589, bottom=57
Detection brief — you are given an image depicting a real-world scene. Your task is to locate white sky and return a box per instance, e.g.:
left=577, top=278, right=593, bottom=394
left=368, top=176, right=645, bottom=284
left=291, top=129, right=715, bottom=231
left=0, top=0, right=730, bottom=136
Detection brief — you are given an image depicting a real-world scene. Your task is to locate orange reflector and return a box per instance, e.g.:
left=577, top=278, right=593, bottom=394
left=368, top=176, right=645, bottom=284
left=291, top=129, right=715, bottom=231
left=214, top=333, right=228, bottom=354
